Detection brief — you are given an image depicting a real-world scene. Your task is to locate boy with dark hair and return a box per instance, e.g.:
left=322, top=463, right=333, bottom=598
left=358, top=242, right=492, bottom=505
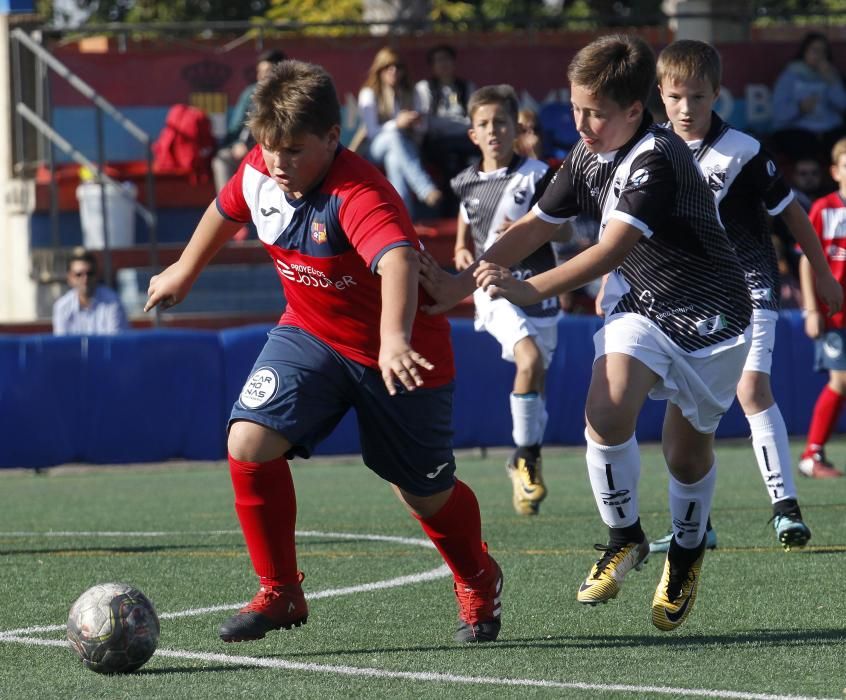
left=798, top=137, right=846, bottom=478
left=415, top=43, right=477, bottom=203
left=145, top=60, right=503, bottom=645
left=451, top=84, right=560, bottom=515
left=648, top=39, right=843, bottom=551
left=422, top=34, right=752, bottom=631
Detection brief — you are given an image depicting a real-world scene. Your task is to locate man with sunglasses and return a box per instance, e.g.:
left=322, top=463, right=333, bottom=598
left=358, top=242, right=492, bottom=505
left=53, top=249, right=129, bottom=336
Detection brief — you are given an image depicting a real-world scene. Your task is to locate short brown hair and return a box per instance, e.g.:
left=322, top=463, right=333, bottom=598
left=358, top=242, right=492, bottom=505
left=248, top=60, right=341, bottom=149
left=832, top=137, right=846, bottom=165
left=567, top=34, right=656, bottom=108
left=468, top=84, right=519, bottom=124
left=656, top=40, right=722, bottom=92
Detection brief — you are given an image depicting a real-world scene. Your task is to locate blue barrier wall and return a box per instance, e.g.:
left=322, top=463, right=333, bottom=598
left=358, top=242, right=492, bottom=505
left=0, top=312, right=831, bottom=469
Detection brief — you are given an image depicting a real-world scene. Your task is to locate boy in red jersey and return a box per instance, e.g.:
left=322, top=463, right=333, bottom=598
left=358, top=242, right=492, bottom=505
left=798, top=137, right=846, bottom=478
left=144, top=60, right=503, bottom=644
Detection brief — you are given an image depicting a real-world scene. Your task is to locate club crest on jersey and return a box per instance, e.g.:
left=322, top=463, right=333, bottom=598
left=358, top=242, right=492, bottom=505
left=513, top=188, right=527, bottom=205
left=766, top=160, right=777, bottom=177
left=704, top=166, right=727, bottom=192
left=311, top=221, right=327, bottom=244
left=626, top=168, right=650, bottom=189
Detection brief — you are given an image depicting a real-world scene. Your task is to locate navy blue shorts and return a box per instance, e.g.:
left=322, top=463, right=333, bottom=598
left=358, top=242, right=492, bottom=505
left=814, top=330, right=846, bottom=371
left=229, top=326, right=457, bottom=496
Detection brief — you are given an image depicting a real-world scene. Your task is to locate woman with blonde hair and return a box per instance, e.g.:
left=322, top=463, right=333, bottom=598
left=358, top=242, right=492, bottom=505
left=357, top=47, right=442, bottom=216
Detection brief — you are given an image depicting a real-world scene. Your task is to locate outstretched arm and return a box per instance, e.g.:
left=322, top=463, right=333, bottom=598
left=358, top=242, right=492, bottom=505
left=419, top=210, right=560, bottom=313
left=781, top=199, right=843, bottom=313
left=474, top=220, right=641, bottom=306
left=145, top=202, right=243, bottom=312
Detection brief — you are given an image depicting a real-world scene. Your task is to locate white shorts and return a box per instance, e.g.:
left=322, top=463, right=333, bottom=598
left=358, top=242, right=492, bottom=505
left=594, top=314, right=751, bottom=434
left=742, top=309, right=778, bottom=375
left=473, top=288, right=559, bottom=368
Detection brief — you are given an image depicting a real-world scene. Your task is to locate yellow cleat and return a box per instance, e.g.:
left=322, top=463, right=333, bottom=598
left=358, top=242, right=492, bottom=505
left=651, top=544, right=705, bottom=632
left=507, top=451, right=547, bottom=516
left=577, top=539, right=649, bottom=605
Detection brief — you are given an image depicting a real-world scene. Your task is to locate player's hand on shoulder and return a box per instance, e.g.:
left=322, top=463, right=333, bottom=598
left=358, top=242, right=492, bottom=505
left=379, top=335, right=434, bottom=396
left=816, top=272, right=844, bottom=314
left=473, top=261, right=540, bottom=307
left=418, top=250, right=464, bottom=314
left=143, top=262, right=192, bottom=313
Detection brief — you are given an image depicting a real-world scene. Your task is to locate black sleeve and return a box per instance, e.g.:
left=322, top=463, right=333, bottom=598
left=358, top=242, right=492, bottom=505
left=736, top=145, right=792, bottom=214
left=536, top=158, right=580, bottom=220
left=613, top=149, right=676, bottom=235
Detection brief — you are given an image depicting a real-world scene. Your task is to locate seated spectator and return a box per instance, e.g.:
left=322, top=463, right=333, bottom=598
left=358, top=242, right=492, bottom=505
left=515, top=108, right=543, bottom=160
left=53, top=250, right=129, bottom=336
left=770, top=32, right=846, bottom=163
left=415, top=44, right=477, bottom=202
left=789, top=156, right=825, bottom=212
left=212, top=49, right=287, bottom=192
left=358, top=47, right=442, bottom=218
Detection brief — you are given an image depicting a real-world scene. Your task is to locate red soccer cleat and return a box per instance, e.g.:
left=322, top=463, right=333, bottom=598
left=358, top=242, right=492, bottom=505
left=453, top=550, right=503, bottom=643
left=218, top=571, right=308, bottom=642
left=798, top=450, right=845, bottom=479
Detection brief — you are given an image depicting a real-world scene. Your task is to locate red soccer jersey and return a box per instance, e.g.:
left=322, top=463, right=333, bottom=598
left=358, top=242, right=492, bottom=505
left=217, top=145, right=455, bottom=386
left=809, top=191, right=846, bottom=329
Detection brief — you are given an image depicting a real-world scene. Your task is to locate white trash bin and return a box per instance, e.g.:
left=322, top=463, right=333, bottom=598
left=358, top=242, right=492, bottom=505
left=76, top=181, right=138, bottom=249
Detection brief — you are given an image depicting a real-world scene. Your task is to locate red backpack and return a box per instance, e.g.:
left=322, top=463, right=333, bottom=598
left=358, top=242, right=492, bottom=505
left=152, top=104, right=216, bottom=184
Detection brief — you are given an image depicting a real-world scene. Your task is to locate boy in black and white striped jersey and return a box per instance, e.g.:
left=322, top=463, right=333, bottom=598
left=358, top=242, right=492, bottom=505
left=421, top=34, right=752, bottom=631
left=649, top=40, right=842, bottom=554
left=451, top=84, right=562, bottom=516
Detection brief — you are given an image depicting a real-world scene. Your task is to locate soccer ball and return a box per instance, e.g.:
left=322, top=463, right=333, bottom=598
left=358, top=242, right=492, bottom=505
left=66, top=582, right=160, bottom=674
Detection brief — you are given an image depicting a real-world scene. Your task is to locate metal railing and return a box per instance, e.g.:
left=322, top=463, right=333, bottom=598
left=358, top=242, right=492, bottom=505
left=9, top=27, right=159, bottom=288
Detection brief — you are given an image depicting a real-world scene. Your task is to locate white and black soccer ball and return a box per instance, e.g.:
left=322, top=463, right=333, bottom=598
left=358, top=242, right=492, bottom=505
left=66, top=582, right=160, bottom=674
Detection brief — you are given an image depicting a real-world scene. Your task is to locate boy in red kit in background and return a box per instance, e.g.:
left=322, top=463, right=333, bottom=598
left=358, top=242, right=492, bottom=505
left=798, top=137, right=846, bottom=478
left=144, top=60, right=503, bottom=644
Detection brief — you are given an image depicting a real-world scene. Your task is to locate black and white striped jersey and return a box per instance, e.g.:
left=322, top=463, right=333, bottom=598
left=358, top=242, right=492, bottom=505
left=669, top=113, right=792, bottom=313
left=535, top=114, right=751, bottom=354
left=452, top=154, right=560, bottom=319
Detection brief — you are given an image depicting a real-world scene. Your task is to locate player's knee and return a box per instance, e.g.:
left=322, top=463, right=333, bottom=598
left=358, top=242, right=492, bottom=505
left=585, top=404, right=634, bottom=445
left=227, top=420, right=288, bottom=463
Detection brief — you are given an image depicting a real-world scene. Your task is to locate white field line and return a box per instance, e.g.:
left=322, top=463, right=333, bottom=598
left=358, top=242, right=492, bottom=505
left=1, top=636, right=835, bottom=700
left=0, top=530, right=442, bottom=638
left=0, top=529, right=838, bottom=700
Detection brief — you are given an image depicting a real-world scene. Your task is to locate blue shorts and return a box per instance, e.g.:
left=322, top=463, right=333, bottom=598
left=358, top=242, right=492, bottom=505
left=229, top=326, right=457, bottom=496
left=814, top=330, right=846, bottom=371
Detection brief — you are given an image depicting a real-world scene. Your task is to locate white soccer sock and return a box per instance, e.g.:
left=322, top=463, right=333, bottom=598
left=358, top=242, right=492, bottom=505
left=747, top=405, right=797, bottom=504
left=511, top=392, right=543, bottom=446
left=585, top=430, right=640, bottom=528
left=668, top=461, right=716, bottom=550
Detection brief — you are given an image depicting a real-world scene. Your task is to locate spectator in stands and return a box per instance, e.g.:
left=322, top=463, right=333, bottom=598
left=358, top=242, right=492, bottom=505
left=212, top=49, right=288, bottom=193
left=357, top=47, right=442, bottom=218
left=771, top=32, right=846, bottom=164
left=53, top=250, right=129, bottom=336
left=515, top=108, right=544, bottom=160
left=790, top=156, right=825, bottom=212
left=415, top=44, right=477, bottom=206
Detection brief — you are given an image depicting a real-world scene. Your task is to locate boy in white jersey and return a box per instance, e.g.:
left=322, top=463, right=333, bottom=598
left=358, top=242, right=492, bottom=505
left=652, top=40, right=843, bottom=552
left=452, top=85, right=560, bottom=515
left=421, top=34, right=753, bottom=631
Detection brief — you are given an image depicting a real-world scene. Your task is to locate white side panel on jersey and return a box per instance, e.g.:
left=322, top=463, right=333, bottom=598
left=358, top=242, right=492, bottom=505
left=242, top=165, right=297, bottom=246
